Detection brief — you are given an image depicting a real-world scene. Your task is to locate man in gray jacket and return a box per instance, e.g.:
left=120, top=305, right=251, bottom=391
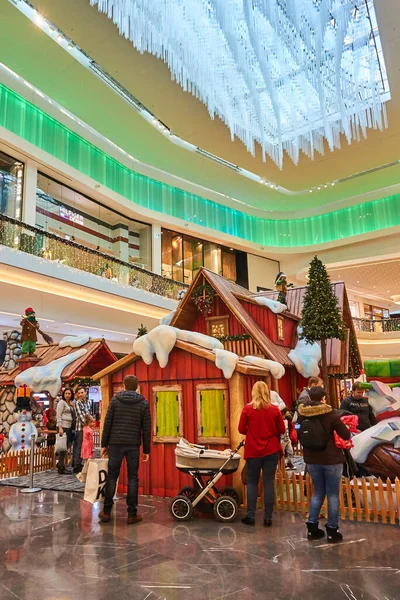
left=99, top=375, right=151, bottom=524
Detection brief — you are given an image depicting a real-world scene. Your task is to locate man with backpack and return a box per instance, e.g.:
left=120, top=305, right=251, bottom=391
left=297, top=386, right=350, bottom=543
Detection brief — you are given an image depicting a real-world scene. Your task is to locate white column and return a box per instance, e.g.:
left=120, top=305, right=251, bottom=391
left=152, top=224, right=162, bottom=275
left=22, top=160, right=37, bottom=226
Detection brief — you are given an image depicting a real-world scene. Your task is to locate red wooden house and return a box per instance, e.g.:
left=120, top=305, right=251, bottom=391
left=94, top=268, right=360, bottom=498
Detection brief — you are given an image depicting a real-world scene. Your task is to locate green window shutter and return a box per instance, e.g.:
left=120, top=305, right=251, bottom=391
left=156, top=391, right=179, bottom=437
left=200, top=389, right=226, bottom=438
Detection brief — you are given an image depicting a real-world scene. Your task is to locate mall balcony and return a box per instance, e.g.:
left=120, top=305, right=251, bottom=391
left=0, top=211, right=184, bottom=354
left=353, top=317, right=400, bottom=360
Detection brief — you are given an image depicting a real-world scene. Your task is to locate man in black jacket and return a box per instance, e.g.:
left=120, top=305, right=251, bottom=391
left=99, top=375, right=151, bottom=524
left=340, top=382, right=376, bottom=432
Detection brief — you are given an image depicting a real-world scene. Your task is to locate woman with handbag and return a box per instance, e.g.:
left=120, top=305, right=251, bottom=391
left=56, top=388, right=76, bottom=474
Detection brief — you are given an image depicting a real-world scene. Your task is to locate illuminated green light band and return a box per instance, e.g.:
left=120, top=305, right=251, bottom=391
left=1, top=82, right=399, bottom=248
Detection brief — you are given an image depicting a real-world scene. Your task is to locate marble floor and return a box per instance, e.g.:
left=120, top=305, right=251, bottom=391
left=0, top=487, right=398, bottom=600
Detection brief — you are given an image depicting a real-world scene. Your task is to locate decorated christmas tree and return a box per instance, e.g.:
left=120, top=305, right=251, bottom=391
left=300, top=256, right=345, bottom=397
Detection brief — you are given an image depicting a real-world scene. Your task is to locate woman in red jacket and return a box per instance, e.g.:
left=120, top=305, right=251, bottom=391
left=239, top=381, right=286, bottom=527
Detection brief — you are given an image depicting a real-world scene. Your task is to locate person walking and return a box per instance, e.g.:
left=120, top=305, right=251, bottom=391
left=99, top=375, right=151, bottom=525
left=340, top=382, right=376, bottom=431
left=239, top=381, right=285, bottom=527
left=297, top=386, right=351, bottom=543
left=56, top=388, right=75, bottom=474
left=72, top=387, right=90, bottom=473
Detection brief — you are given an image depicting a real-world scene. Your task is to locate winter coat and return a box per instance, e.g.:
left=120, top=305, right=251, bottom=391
left=81, top=426, right=94, bottom=459
left=238, top=403, right=286, bottom=459
left=20, top=318, right=39, bottom=342
left=56, top=399, right=74, bottom=429
left=340, top=395, right=376, bottom=432
left=298, top=402, right=351, bottom=465
left=297, top=387, right=311, bottom=405
left=101, top=390, right=151, bottom=454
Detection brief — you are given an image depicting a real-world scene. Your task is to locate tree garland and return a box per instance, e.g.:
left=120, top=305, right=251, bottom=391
left=349, top=329, right=362, bottom=379
left=192, top=283, right=215, bottom=316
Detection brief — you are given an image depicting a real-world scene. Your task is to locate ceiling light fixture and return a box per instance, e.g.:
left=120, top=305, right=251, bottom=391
left=89, top=0, right=390, bottom=169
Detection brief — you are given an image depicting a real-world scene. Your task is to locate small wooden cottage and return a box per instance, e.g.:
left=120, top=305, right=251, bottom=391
left=94, top=268, right=361, bottom=498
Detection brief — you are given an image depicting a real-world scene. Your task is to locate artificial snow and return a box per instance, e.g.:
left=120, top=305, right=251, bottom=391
left=351, top=417, right=400, bottom=464
left=254, top=296, right=287, bottom=314
left=175, top=329, right=224, bottom=350
left=59, top=334, right=90, bottom=348
left=160, top=310, right=176, bottom=326
left=133, top=334, right=155, bottom=365
left=213, top=348, right=238, bottom=379
left=288, top=327, right=321, bottom=378
left=14, top=349, right=87, bottom=398
left=147, top=325, right=177, bottom=368
left=243, top=355, right=285, bottom=379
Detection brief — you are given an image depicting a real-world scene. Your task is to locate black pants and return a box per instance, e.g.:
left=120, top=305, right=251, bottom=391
left=103, top=445, right=140, bottom=516
left=72, top=430, right=83, bottom=471
left=57, top=427, right=73, bottom=470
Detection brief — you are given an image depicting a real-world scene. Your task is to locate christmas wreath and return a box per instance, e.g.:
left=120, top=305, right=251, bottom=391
left=192, top=283, right=215, bottom=316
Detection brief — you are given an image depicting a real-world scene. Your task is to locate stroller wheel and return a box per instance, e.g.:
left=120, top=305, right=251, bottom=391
left=178, top=486, right=196, bottom=502
left=219, top=487, right=240, bottom=504
left=214, top=495, right=238, bottom=523
left=169, top=495, right=194, bottom=522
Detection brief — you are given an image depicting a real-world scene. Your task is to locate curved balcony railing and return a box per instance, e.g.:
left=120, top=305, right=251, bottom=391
left=353, top=317, right=400, bottom=334
left=0, top=213, right=187, bottom=300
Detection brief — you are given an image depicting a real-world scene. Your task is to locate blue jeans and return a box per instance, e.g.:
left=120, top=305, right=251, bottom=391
left=103, top=445, right=140, bottom=516
left=246, top=452, right=279, bottom=520
left=307, top=463, right=343, bottom=529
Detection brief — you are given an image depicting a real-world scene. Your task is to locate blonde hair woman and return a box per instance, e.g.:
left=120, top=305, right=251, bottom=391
left=238, top=381, right=285, bottom=527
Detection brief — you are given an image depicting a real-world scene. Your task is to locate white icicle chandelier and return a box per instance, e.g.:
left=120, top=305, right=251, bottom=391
left=89, top=0, right=390, bottom=169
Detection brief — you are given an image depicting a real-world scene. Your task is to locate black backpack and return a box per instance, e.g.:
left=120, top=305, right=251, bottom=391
left=297, top=416, right=330, bottom=451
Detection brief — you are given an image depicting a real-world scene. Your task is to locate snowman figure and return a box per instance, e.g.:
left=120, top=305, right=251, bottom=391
left=8, top=387, right=37, bottom=453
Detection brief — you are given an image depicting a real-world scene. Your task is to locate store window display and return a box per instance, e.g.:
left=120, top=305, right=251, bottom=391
left=35, top=172, right=152, bottom=270
left=0, top=150, right=23, bottom=219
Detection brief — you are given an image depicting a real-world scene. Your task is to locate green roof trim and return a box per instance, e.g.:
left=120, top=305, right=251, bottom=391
left=1, top=82, right=400, bottom=248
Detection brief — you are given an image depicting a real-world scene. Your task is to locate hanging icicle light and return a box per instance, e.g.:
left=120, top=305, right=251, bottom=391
left=89, top=0, right=390, bottom=169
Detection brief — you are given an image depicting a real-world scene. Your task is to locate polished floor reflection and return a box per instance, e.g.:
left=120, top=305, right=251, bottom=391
left=0, top=487, right=398, bottom=600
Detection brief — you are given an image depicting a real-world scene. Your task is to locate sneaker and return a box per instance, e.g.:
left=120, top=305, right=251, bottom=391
left=98, top=511, right=111, bottom=523
left=127, top=515, right=143, bottom=525
left=241, top=516, right=255, bottom=526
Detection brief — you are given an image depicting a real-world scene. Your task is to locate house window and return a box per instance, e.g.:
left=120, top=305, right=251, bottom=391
left=152, top=386, right=183, bottom=442
left=277, top=316, right=284, bottom=340
left=196, top=384, right=229, bottom=443
left=206, top=315, right=229, bottom=338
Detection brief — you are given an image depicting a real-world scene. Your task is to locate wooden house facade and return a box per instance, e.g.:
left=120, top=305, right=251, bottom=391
left=94, top=268, right=361, bottom=499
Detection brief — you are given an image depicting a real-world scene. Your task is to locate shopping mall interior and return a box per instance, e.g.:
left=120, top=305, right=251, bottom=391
left=0, top=1, right=400, bottom=599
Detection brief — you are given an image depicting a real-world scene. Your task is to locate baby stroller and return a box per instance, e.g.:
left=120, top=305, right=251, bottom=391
left=169, top=438, right=244, bottom=523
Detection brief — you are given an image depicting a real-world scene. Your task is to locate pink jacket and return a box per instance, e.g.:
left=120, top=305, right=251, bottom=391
left=81, top=426, right=94, bottom=459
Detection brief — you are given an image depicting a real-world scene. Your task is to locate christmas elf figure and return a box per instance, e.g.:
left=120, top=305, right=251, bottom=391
left=20, top=308, right=40, bottom=356
left=274, top=272, right=293, bottom=305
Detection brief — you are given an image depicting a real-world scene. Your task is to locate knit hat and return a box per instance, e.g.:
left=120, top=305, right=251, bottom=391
left=25, top=307, right=35, bottom=316
left=309, top=386, right=326, bottom=403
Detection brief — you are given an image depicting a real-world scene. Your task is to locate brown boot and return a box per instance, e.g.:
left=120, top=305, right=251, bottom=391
left=127, top=515, right=142, bottom=525
left=98, top=511, right=111, bottom=523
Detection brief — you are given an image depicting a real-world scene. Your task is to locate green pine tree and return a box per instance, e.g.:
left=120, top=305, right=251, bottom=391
left=300, top=256, right=345, bottom=398
left=136, top=324, right=148, bottom=338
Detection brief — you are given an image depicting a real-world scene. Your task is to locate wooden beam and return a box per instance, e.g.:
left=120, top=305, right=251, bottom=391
left=94, top=352, right=138, bottom=380
left=100, top=375, right=112, bottom=440
left=229, top=371, right=246, bottom=504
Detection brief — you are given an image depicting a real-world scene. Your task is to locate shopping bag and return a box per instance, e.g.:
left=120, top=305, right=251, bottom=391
left=76, top=460, right=90, bottom=483
left=83, top=458, right=108, bottom=504
left=55, top=433, right=67, bottom=453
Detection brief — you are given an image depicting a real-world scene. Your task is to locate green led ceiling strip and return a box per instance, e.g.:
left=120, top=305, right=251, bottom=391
left=1, top=82, right=400, bottom=248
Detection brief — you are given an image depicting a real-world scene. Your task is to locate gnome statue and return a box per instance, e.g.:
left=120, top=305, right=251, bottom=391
left=20, top=308, right=40, bottom=357
left=8, top=386, right=38, bottom=452
left=274, top=272, right=293, bottom=305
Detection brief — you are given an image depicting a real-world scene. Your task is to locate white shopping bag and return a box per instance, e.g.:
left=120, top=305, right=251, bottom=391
left=83, top=458, right=108, bottom=504
left=55, top=433, right=67, bottom=453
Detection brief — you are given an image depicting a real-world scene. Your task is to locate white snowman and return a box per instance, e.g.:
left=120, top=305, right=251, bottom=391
left=9, top=392, right=37, bottom=453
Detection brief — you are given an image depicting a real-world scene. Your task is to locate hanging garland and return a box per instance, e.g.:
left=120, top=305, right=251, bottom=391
left=136, top=324, right=148, bottom=337
left=192, top=283, right=215, bottom=316
left=217, top=333, right=250, bottom=342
